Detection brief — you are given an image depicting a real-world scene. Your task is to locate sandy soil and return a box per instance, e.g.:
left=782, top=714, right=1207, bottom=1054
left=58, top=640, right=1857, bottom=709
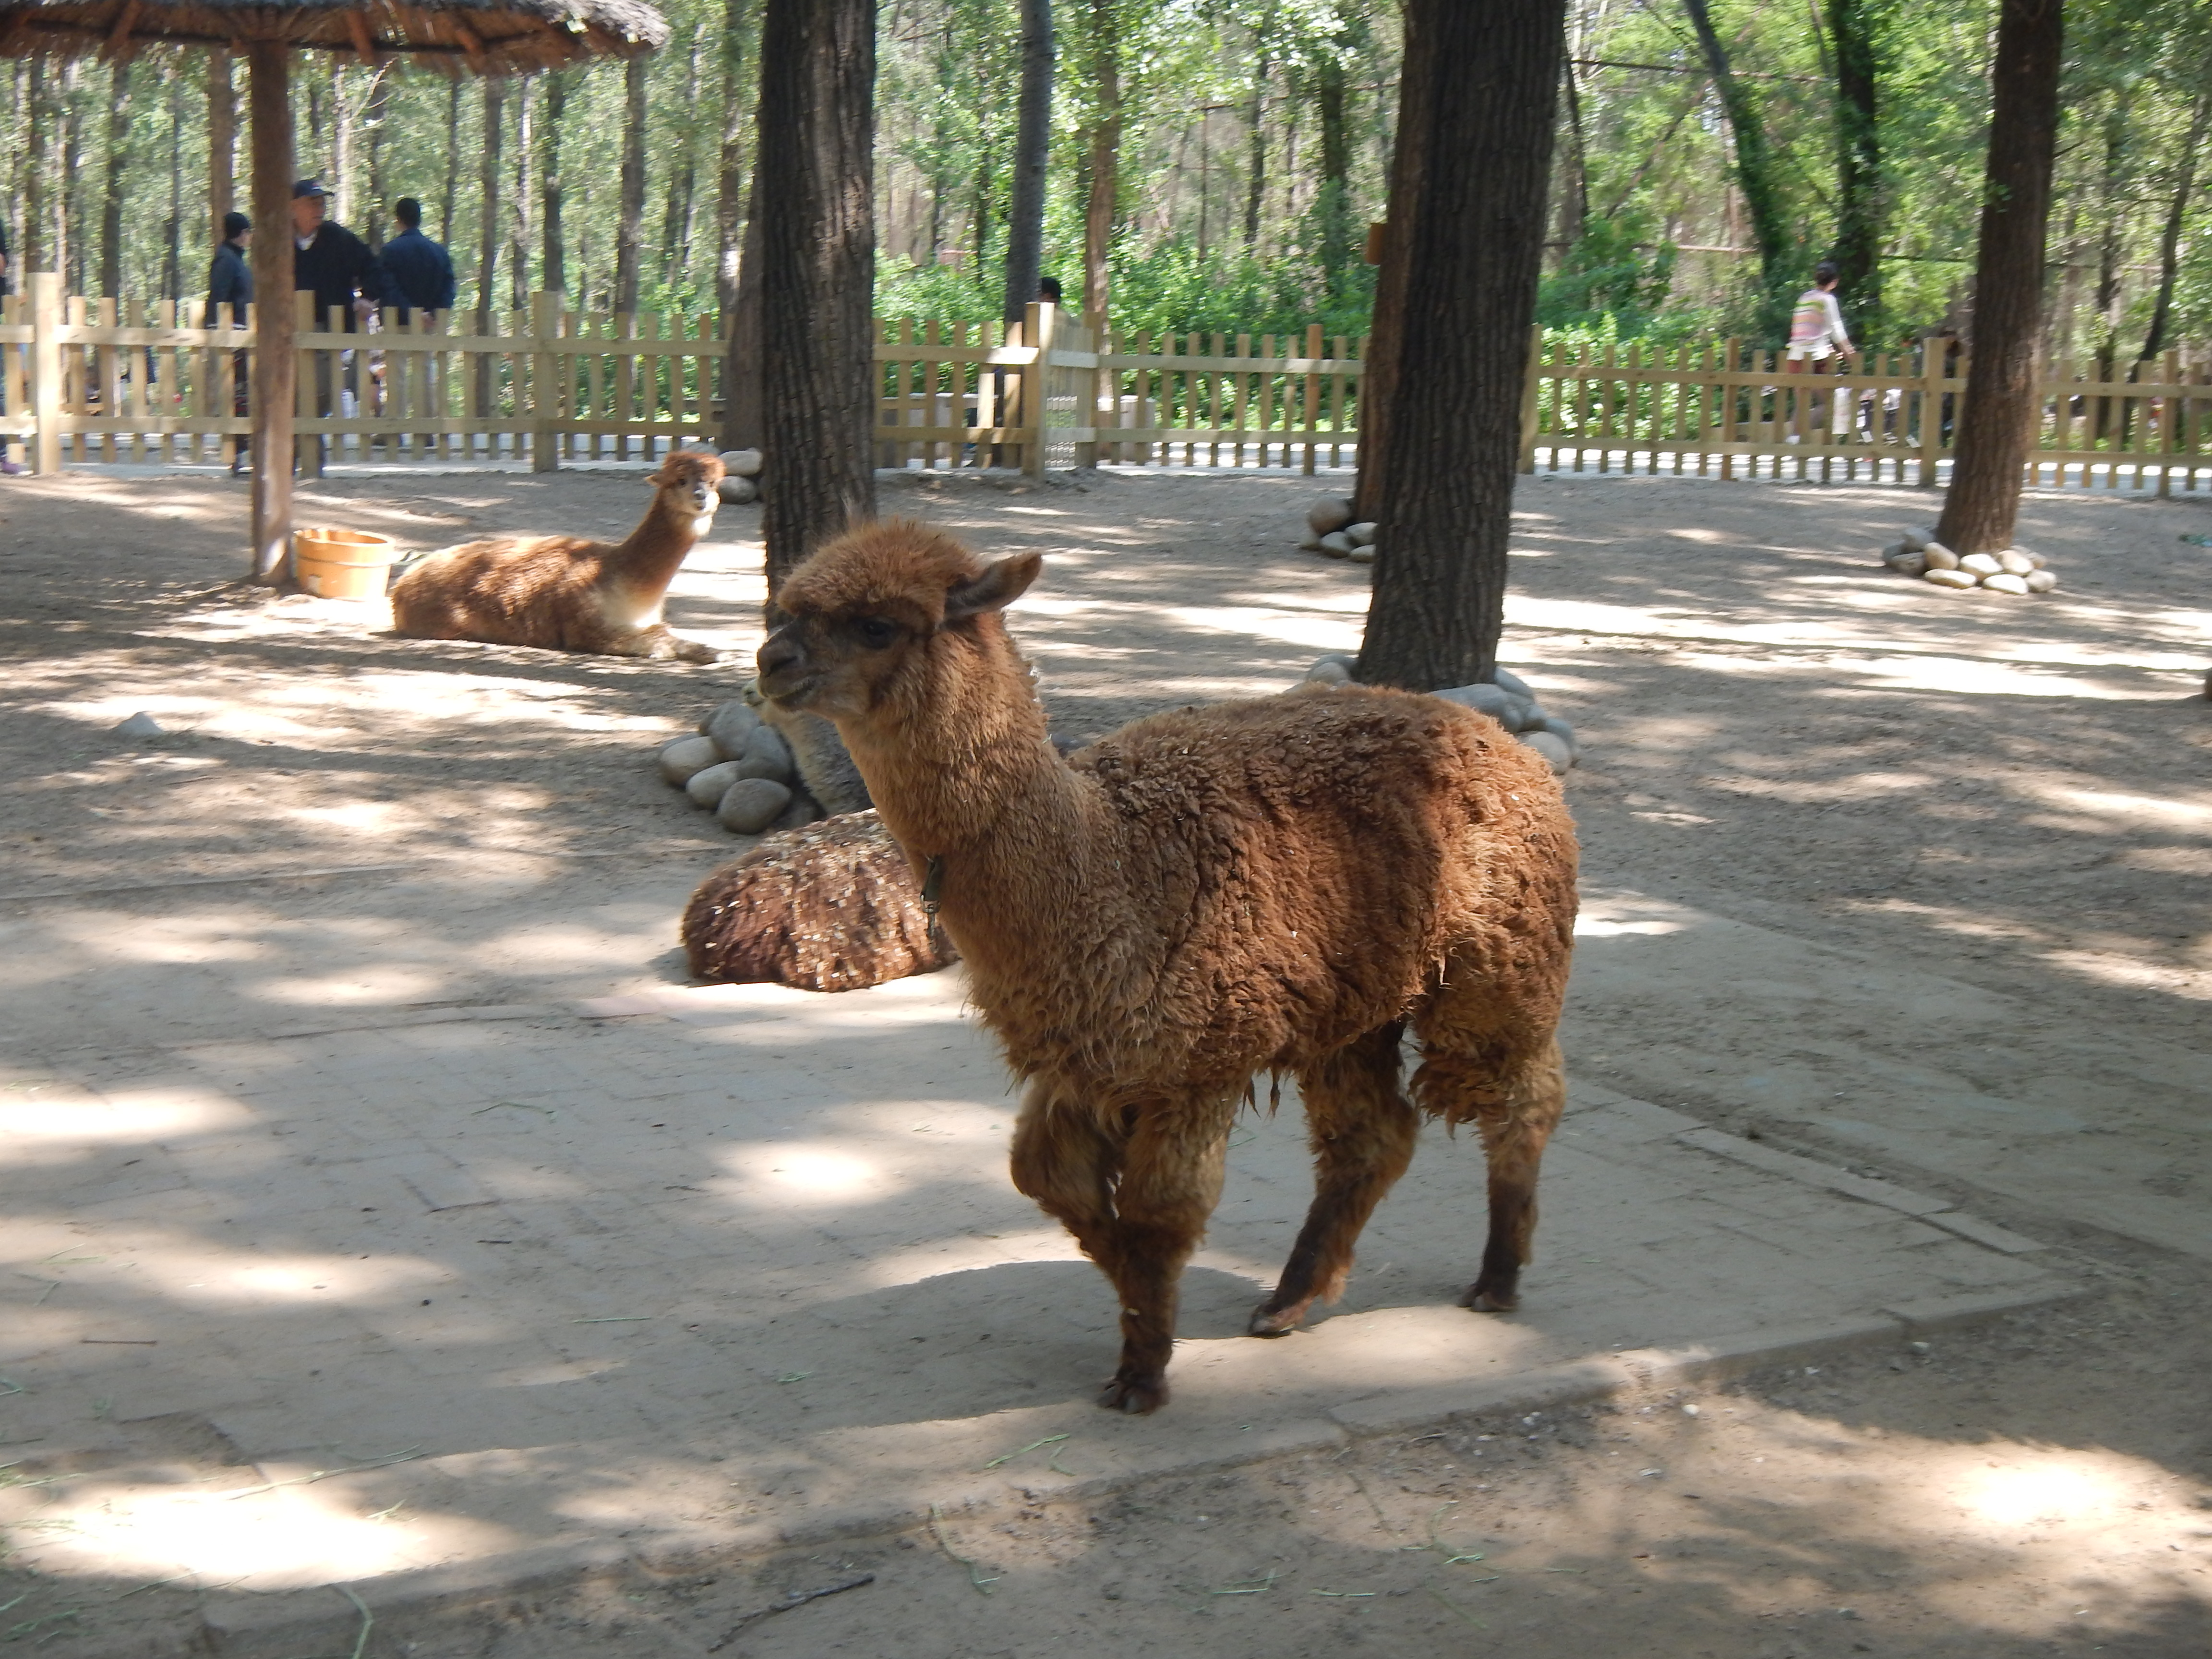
left=0, top=461, right=2207, bottom=1655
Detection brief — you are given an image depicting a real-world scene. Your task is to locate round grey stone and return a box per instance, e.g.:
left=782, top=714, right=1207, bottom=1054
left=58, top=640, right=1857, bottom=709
left=2024, top=569, right=2059, bottom=593
left=685, top=759, right=745, bottom=808
left=1538, top=715, right=1580, bottom=759
left=1900, top=525, right=1939, bottom=553
left=1319, top=530, right=1355, bottom=558
left=1516, top=701, right=1551, bottom=733
left=706, top=699, right=763, bottom=761
left=769, top=787, right=822, bottom=832
left=1490, top=667, right=1533, bottom=700
left=113, top=711, right=165, bottom=738
left=1345, top=520, right=1378, bottom=547
left=735, top=724, right=796, bottom=784
left=1958, top=551, right=2003, bottom=577
left=1921, top=541, right=1960, bottom=570
left=1304, top=659, right=1353, bottom=686
left=716, top=475, right=758, bottom=505
left=1434, top=683, right=1533, bottom=728
left=1308, top=495, right=1354, bottom=536
left=1996, top=548, right=2035, bottom=576
left=1347, top=545, right=1375, bottom=565
left=659, top=733, right=721, bottom=786
left=716, top=777, right=792, bottom=834
left=1878, top=541, right=1907, bottom=565
left=719, top=447, right=765, bottom=478
left=1982, top=572, right=2031, bottom=595
left=1886, top=550, right=1929, bottom=578
left=1518, top=730, right=1572, bottom=773
left=1923, top=567, right=1977, bottom=591
left=1298, top=533, right=1323, bottom=552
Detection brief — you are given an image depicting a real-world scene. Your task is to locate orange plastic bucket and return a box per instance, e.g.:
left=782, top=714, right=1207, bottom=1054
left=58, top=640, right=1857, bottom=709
left=293, top=527, right=399, bottom=600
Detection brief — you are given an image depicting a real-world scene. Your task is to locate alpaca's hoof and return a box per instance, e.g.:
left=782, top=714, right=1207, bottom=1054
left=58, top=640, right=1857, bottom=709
left=1460, top=1282, right=1519, bottom=1313
left=1099, top=1373, right=1167, bottom=1414
left=1248, top=1301, right=1306, bottom=1337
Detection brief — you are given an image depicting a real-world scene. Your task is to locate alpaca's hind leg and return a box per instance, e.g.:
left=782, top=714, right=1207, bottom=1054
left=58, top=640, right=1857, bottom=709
left=1412, top=1036, right=1566, bottom=1313
left=1094, top=1106, right=1230, bottom=1414
left=1250, top=1022, right=1418, bottom=1337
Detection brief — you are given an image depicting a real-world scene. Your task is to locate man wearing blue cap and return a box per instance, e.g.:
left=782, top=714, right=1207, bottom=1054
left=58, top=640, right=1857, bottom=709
left=290, top=179, right=387, bottom=470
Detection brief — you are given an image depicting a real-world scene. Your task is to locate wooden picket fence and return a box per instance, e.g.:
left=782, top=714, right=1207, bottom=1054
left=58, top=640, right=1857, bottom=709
left=3, top=271, right=2209, bottom=492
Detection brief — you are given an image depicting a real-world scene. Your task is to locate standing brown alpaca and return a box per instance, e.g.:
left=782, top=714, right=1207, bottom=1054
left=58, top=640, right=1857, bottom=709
left=389, top=451, right=726, bottom=661
left=757, top=521, right=1578, bottom=1414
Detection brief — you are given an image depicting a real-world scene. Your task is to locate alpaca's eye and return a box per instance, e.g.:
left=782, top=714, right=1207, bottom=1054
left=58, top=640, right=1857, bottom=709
left=856, top=617, right=899, bottom=649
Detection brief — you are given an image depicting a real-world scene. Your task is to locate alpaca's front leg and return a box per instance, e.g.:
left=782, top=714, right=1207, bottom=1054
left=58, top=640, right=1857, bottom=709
left=609, top=625, right=719, bottom=664
left=1095, top=1106, right=1229, bottom=1414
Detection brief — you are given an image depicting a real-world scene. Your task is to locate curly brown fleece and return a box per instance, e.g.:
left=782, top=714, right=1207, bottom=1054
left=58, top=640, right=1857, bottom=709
left=757, top=520, right=1578, bottom=1414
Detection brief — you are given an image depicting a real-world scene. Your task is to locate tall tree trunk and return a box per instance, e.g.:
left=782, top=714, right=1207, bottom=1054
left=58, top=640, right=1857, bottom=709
left=101, top=59, right=132, bottom=298
left=1358, top=0, right=1565, bottom=691
left=1313, top=48, right=1350, bottom=287
left=165, top=63, right=185, bottom=298
left=511, top=72, right=534, bottom=311
left=1828, top=0, right=1884, bottom=329
left=330, top=63, right=351, bottom=226
left=1002, top=0, right=1053, bottom=323
left=716, top=0, right=753, bottom=317
left=2139, top=83, right=2211, bottom=363
left=755, top=0, right=877, bottom=599
left=1934, top=0, right=2062, bottom=558
left=663, top=32, right=705, bottom=289
left=1682, top=0, right=1791, bottom=334
left=208, top=49, right=236, bottom=247
left=1082, top=0, right=1121, bottom=321
left=2089, top=85, right=2128, bottom=417
left=62, top=62, right=85, bottom=292
left=441, top=80, right=461, bottom=247
left=475, top=78, right=503, bottom=415
left=615, top=55, right=648, bottom=314
left=1555, top=54, right=1588, bottom=256
left=364, top=68, right=393, bottom=249
left=541, top=71, right=568, bottom=295
left=24, top=59, right=48, bottom=271
left=1243, top=14, right=1273, bottom=248
left=717, top=166, right=766, bottom=449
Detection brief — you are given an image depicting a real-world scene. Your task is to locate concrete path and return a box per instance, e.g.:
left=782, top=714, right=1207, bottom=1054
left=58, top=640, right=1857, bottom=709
left=1, top=943, right=2076, bottom=1630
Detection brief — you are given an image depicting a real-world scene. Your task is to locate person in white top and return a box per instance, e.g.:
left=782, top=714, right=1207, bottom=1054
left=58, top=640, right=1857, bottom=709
left=1786, top=260, right=1857, bottom=439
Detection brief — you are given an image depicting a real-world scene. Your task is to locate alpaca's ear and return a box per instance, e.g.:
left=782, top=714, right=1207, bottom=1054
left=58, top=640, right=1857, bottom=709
left=944, top=552, right=1043, bottom=620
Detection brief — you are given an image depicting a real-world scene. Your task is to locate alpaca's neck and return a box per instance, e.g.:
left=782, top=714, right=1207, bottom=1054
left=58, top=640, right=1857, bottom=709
left=605, top=492, right=707, bottom=599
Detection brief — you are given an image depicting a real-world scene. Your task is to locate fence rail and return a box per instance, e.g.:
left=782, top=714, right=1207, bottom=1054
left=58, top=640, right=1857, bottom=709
left=4, top=272, right=2209, bottom=492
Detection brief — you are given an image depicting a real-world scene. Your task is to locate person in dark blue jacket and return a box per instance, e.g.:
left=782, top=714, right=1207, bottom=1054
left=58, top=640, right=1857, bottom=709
left=379, top=197, right=456, bottom=323
left=205, top=212, right=253, bottom=474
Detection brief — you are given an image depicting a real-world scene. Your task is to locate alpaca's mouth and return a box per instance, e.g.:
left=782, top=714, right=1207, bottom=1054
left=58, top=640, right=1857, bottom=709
left=755, top=667, right=820, bottom=709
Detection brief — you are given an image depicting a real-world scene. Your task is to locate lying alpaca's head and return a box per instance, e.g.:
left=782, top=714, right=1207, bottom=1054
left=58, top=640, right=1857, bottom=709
left=757, top=520, right=1041, bottom=722
left=650, top=450, right=726, bottom=528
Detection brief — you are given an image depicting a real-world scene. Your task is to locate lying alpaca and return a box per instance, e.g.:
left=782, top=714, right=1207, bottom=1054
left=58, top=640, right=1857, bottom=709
left=682, top=808, right=955, bottom=993
left=758, top=521, right=1578, bottom=1413
left=390, top=451, right=725, bottom=662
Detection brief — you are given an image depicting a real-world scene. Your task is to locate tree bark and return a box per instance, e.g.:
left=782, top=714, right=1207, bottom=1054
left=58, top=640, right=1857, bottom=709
left=755, top=0, right=877, bottom=601
left=1934, top=0, right=2062, bottom=558
left=716, top=0, right=753, bottom=317
left=1081, top=0, right=1121, bottom=322
left=101, top=59, right=132, bottom=298
left=247, top=40, right=296, bottom=586
left=511, top=72, right=534, bottom=311
left=1312, top=47, right=1350, bottom=286
left=615, top=54, right=648, bottom=314
left=2139, top=83, right=2210, bottom=363
left=1243, top=13, right=1273, bottom=248
left=1682, top=0, right=1791, bottom=334
left=717, top=165, right=767, bottom=450
left=363, top=68, right=393, bottom=249
left=330, top=63, right=351, bottom=226
left=208, top=49, right=236, bottom=247
left=662, top=32, right=706, bottom=289
left=1356, top=0, right=1564, bottom=692
left=25, top=59, right=48, bottom=272
left=1555, top=54, right=1588, bottom=255
left=541, top=70, right=568, bottom=295
left=441, top=79, right=460, bottom=246
left=475, top=77, right=503, bottom=416
left=1827, top=0, right=1884, bottom=329
left=1002, top=0, right=1053, bottom=322
left=165, top=63, right=185, bottom=298
left=1352, top=0, right=1435, bottom=526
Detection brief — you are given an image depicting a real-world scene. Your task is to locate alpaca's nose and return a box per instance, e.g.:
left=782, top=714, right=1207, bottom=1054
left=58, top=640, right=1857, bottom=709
left=757, top=632, right=804, bottom=681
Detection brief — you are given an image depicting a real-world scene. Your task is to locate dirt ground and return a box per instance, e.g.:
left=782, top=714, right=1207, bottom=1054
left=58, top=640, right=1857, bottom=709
left=0, top=461, right=2207, bottom=1655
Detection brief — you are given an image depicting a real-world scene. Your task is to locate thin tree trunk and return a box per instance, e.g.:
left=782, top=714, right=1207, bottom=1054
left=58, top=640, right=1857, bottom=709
left=1357, top=0, right=1565, bottom=691
left=24, top=59, right=47, bottom=271
left=1082, top=0, right=1121, bottom=322
left=716, top=0, right=753, bottom=317
left=441, top=80, right=461, bottom=247
left=165, top=63, right=185, bottom=298
left=1682, top=0, right=1791, bottom=334
left=756, top=0, right=877, bottom=599
left=101, top=59, right=132, bottom=298
left=364, top=68, right=393, bottom=249
left=1002, top=0, right=1053, bottom=322
left=208, top=48, right=236, bottom=247
left=1555, top=54, right=1588, bottom=256
left=663, top=32, right=706, bottom=289
left=1828, top=0, right=1883, bottom=328
left=1243, top=13, right=1273, bottom=248
left=247, top=40, right=296, bottom=585
left=615, top=54, right=648, bottom=314
left=1313, top=48, right=1350, bottom=287
left=541, top=70, right=568, bottom=296
left=330, top=63, right=351, bottom=226
left=2089, top=86, right=2128, bottom=426
left=717, top=165, right=766, bottom=449
left=1934, top=0, right=2062, bottom=558
left=475, top=77, right=503, bottom=417
left=62, top=62, right=85, bottom=292
left=511, top=72, right=534, bottom=311
left=2139, top=83, right=2211, bottom=363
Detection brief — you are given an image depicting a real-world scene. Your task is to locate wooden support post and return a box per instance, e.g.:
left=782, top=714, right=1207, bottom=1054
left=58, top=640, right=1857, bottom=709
left=1918, top=341, right=1943, bottom=488
left=1073, top=309, right=1100, bottom=470
left=1518, top=325, right=1542, bottom=473
left=1302, top=322, right=1322, bottom=476
left=247, top=38, right=295, bottom=584
left=293, top=289, right=323, bottom=480
left=532, top=290, right=563, bottom=473
left=1022, top=299, right=1050, bottom=478
left=26, top=272, right=63, bottom=475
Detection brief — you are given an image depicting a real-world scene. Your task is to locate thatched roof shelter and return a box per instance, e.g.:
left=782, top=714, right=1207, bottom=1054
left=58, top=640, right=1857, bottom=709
left=0, top=0, right=665, bottom=586
left=0, top=0, right=666, bottom=71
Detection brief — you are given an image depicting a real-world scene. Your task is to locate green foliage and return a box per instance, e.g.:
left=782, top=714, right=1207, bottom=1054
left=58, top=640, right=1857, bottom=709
left=1537, top=214, right=1680, bottom=337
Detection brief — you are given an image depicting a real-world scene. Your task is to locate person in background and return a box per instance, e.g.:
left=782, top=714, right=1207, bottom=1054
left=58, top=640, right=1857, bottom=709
left=1786, top=259, right=1854, bottom=441
left=291, top=178, right=386, bottom=469
left=0, top=215, right=19, bottom=474
left=1036, top=276, right=1062, bottom=304
left=206, top=211, right=253, bottom=476
left=379, top=197, right=455, bottom=324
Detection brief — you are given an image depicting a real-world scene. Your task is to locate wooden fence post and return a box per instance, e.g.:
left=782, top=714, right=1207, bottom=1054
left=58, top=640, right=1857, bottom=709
left=1518, top=325, right=1543, bottom=473
left=27, top=272, right=63, bottom=475
left=1919, top=343, right=1944, bottom=488
left=294, top=290, right=323, bottom=480
left=531, top=290, right=563, bottom=474
left=1022, top=299, right=1050, bottom=479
